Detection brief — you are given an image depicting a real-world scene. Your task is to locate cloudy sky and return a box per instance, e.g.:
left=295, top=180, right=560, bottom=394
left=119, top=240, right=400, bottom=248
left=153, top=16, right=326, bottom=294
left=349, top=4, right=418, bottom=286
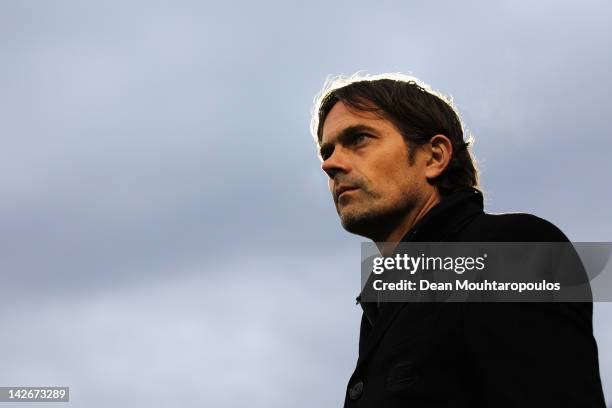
left=1, top=0, right=611, bottom=407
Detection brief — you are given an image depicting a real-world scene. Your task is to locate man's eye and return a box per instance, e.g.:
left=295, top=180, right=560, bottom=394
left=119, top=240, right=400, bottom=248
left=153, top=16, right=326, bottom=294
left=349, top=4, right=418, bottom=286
left=352, top=133, right=369, bottom=144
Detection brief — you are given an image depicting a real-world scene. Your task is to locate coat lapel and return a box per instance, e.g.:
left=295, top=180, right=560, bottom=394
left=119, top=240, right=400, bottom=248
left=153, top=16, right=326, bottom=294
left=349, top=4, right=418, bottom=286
left=356, top=302, right=406, bottom=367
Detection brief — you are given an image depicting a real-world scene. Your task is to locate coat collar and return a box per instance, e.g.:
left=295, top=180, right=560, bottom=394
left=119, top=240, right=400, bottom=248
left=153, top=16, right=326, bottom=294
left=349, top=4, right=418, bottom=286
left=354, top=187, right=484, bottom=365
left=400, top=187, right=484, bottom=242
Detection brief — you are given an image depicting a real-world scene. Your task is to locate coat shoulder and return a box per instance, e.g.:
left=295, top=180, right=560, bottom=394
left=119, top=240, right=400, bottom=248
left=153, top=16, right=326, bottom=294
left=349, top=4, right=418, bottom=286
left=460, top=212, right=570, bottom=242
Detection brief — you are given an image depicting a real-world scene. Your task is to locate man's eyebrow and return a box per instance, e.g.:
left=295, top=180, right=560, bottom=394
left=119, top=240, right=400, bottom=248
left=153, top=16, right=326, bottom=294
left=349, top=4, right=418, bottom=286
left=319, top=124, right=379, bottom=159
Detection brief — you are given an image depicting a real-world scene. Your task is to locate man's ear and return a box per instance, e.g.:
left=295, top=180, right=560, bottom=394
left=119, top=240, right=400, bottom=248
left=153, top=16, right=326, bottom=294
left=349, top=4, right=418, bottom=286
left=425, top=134, right=453, bottom=180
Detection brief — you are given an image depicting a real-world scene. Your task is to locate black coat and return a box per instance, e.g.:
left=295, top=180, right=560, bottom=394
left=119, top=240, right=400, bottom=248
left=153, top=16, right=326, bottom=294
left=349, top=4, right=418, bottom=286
left=344, top=188, right=606, bottom=407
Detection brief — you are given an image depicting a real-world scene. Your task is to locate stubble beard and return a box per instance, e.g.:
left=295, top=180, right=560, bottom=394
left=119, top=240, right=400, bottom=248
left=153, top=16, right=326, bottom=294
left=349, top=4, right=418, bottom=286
left=338, top=189, right=417, bottom=242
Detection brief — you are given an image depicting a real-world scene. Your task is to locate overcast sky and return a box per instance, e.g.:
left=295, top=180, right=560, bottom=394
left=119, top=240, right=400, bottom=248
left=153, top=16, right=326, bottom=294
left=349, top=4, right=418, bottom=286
left=1, top=1, right=611, bottom=407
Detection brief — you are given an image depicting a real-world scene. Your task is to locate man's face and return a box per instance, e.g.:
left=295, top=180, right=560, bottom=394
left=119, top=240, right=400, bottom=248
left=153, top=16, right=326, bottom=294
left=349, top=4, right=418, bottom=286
left=320, top=101, right=432, bottom=238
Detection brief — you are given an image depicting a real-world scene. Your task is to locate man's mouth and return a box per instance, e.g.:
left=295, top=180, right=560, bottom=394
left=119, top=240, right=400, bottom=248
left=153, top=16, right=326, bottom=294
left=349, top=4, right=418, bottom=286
left=336, top=185, right=360, bottom=199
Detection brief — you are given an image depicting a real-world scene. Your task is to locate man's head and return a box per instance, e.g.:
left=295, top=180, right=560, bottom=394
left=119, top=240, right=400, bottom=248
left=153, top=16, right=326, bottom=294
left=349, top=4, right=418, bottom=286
left=311, top=73, right=479, bottom=240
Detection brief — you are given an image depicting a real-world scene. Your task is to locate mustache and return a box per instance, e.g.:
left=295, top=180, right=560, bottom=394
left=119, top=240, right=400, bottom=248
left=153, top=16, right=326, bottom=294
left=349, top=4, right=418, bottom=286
left=335, top=175, right=364, bottom=187
left=333, top=177, right=366, bottom=198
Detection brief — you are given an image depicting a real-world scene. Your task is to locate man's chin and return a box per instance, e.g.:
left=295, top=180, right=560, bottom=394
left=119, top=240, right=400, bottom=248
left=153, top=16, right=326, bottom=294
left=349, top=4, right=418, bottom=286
left=340, top=212, right=382, bottom=240
left=339, top=205, right=409, bottom=241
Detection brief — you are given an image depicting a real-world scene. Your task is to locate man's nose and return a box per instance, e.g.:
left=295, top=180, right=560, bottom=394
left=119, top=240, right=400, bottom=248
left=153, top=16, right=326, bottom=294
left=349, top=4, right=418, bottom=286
left=321, top=147, right=351, bottom=180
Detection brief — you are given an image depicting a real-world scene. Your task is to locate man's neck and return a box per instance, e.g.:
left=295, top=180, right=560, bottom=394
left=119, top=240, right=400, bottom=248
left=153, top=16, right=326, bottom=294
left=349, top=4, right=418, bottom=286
left=375, top=190, right=441, bottom=256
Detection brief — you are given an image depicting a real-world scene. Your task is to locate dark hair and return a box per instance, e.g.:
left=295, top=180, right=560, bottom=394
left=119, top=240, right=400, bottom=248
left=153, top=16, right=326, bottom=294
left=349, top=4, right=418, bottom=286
left=312, top=74, right=479, bottom=196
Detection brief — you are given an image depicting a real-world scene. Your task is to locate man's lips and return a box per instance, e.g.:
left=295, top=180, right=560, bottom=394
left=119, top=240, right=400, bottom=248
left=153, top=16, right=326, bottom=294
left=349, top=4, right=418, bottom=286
left=335, top=185, right=360, bottom=199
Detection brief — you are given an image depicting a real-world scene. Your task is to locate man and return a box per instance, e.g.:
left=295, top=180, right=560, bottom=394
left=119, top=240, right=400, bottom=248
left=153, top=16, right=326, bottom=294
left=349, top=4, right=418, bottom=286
left=311, top=73, right=606, bottom=407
